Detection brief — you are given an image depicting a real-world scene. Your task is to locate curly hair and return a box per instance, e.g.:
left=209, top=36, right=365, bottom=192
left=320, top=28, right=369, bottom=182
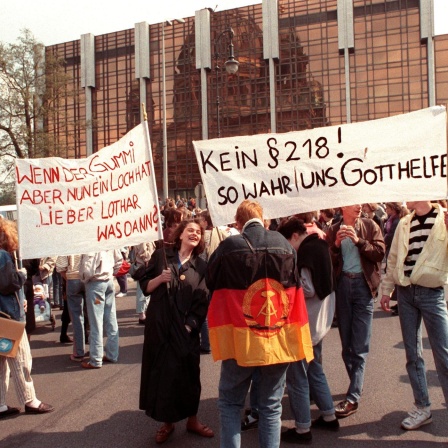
left=171, top=219, right=205, bottom=257
left=0, top=218, right=19, bottom=253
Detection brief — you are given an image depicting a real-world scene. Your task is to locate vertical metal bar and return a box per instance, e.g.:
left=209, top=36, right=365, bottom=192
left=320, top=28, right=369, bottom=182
left=338, top=0, right=354, bottom=123
left=420, top=0, right=436, bottom=106
left=216, top=58, right=221, bottom=138
left=344, top=47, right=351, bottom=123
left=195, top=9, right=212, bottom=140
left=139, top=79, right=146, bottom=122
left=201, top=69, right=209, bottom=139
left=427, top=37, right=436, bottom=107
left=85, top=88, right=93, bottom=154
left=162, top=22, right=168, bottom=200
left=269, top=58, right=276, bottom=132
left=263, top=0, right=279, bottom=133
left=81, top=33, right=95, bottom=155
left=135, top=22, right=150, bottom=122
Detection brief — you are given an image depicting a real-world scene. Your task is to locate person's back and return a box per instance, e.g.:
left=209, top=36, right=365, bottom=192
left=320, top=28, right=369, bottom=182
left=197, top=210, right=227, bottom=353
left=207, top=217, right=311, bottom=366
left=206, top=200, right=312, bottom=448
left=79, top=250, right=122, bottom=369
left=57, top=255, right=88, bottom=361
left=198, top=210, right=228, bottom=263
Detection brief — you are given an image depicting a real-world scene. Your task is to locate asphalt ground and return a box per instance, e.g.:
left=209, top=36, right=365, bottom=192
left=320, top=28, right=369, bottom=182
left=1, top=278, right=447, bottom=447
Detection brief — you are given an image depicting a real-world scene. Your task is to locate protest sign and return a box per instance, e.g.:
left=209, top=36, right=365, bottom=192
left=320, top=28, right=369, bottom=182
left=16, top=122, right=162, bottom=259
left=193, top=106, right=447, bottom=226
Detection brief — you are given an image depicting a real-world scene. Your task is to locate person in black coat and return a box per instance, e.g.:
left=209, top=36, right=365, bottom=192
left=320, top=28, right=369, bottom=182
left=138, top=218, right=214, bottom=444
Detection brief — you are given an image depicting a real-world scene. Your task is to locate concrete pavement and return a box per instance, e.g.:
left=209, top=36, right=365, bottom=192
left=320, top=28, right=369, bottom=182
left=1, top=278, right=447, bottom=447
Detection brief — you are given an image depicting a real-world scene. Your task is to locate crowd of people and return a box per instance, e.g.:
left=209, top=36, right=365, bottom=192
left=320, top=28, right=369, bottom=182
left=1, top=197, right=448, bottom=448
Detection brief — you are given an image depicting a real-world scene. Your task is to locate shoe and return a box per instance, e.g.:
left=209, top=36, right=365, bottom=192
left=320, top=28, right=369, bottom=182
left=24, top=402, right=54, bottom=414
left=186, top=422, right=214, bottom=438
left=155, top=424, right=175, bottom=443
left=335, top=400, right=358, bottom=418
left=116, top=292, right=126, bottom=298
left=138, top=318, right=146, bottom=325
left=81, top=361, right=101, bottom=369
left=281, top=428, right=312, bottom=444
left=102, top=355, right=116, bottom=363
left=311, top=415, right=340, bottom=431
left=0, top=406, right=20, bottom=419
left=241, top=415, right=259, bottom=431
left=60, top=335, right=73, bottom=344
left=200, top=347, right=211, bottom=354
left=401, top=406, right=432, bottom=430
left=70, top=354, right=85, bottom=362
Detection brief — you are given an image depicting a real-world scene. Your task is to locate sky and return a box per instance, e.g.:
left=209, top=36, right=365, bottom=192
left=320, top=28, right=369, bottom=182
left=0, top=0, right=259, bottom=45
left=1, top=0, right=447, bottom=46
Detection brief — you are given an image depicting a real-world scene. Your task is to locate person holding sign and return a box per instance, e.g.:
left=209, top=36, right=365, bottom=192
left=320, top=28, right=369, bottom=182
left=138, top=219, right=213, bottom=444
left=0, top=218, right=54, bottom=418
left=380, top=201, right=448, bottom=430
left=326, top=204, right=385, bottom=418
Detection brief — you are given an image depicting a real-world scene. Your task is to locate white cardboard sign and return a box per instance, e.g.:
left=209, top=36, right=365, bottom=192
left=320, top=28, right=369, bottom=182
left=193, top=107, right=447, bottom=226
left=16, top=122, right=161, bottom=259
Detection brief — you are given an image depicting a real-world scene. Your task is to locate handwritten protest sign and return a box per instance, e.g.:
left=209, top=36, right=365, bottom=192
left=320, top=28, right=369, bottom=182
left=16, top=122, right=161, bottom=259
left=193, top=106, right=447, bottom=226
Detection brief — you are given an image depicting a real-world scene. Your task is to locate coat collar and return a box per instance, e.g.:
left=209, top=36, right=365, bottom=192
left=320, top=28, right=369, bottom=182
left=165, top=247, right=200, bottom=270
left=242, top=218, right=264, bottom=232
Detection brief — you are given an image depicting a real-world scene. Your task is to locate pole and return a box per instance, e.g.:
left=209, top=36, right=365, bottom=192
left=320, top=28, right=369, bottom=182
left=141, top=103, right=170, bottom=276
left=141, top=103, right=165, bottom=245
left=215, top=55, right=221, bottom=138
left=344, top=46, right=351, bottom=124
left=269, top=57, right=276, bottom=132
left=214, top=27, right=238, bottom=139
left=162, top=21, right=169, bottom=200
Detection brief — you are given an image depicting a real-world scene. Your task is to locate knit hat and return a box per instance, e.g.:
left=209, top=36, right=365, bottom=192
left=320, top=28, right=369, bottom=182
left=33, top=284, right=46, bottom=297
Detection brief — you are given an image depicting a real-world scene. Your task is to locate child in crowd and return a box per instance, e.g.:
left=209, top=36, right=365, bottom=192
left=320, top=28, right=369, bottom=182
left=33, top=283, right=47, bottom=313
